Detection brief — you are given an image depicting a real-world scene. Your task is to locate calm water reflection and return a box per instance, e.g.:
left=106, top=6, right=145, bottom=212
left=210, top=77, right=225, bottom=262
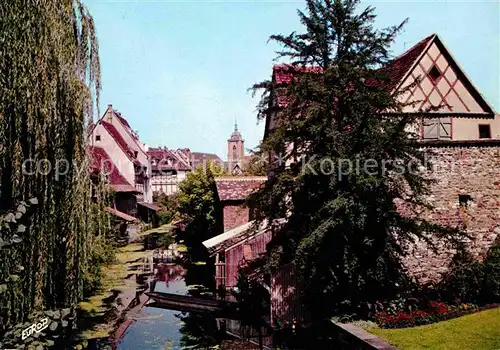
left=117, top=279, right=188, bottom=349
left=115, top=262, right=221, bottom=350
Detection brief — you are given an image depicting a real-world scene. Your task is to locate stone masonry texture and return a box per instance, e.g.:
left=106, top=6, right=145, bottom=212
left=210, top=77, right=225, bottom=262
left=403, top=145, right=500, bottom=283
left=223, top=204, right=250, bottom=232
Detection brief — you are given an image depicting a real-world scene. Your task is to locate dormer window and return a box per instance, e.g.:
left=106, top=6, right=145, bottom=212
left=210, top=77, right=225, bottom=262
left=428, top=65, right=442, bottom=84
left=134, top=151, right=138, bottom=158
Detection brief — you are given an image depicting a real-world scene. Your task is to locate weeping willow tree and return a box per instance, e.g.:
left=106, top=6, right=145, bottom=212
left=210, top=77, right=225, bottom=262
left=0, top=0, right=108, bottom=334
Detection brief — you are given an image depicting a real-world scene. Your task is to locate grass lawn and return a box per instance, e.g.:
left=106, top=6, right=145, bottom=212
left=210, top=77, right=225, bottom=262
left=370, top=307, right=500, bottom=350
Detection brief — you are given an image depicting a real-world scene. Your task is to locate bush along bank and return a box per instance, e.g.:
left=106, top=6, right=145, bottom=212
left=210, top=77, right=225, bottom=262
left=373, top=241, right=500, bottom=329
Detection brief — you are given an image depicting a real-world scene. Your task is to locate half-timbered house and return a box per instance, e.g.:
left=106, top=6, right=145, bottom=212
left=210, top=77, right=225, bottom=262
left=211, top=34, right=500, bottom=327
left=89, top=105, right=157, bottom=223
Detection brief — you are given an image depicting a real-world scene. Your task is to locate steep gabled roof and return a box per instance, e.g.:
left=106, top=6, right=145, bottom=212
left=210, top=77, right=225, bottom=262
left=88, top=146, right=138, bottom=193
left=147, top=147, right=192, bottom=171
left=215, top=176, right=267, bottom=201
left=428, top=35, right=494, bottom=114
left=191, top=152, right=223, bottom=167
left=372, top=34, right=435, bottom=91
left=101, top=121, right=142, bottom=167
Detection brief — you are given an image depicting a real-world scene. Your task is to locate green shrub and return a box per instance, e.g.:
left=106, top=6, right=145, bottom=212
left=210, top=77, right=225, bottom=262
left=482, top=243, right=500, bottom=302
left=82, top=234, right=116, bottom=296
left=439, top=242, right=500, bottom=305
left=439, top=250, right=483, bottom=303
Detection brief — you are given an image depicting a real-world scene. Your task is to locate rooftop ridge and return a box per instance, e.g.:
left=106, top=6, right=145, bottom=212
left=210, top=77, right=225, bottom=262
left=215, top=176, right=267, bottom=181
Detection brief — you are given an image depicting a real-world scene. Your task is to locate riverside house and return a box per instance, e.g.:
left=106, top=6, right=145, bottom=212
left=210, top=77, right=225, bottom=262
left=89, top=104, right=158, bottom=224
left=204, top=33, right=500, bottom=327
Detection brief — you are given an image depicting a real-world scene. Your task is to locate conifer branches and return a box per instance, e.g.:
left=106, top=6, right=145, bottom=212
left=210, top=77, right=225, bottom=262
left=251, top=0, right=464, bottom=319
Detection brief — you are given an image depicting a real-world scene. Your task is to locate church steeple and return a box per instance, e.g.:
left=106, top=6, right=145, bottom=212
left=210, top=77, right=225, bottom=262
left=227, top=120, right=245, bottom=169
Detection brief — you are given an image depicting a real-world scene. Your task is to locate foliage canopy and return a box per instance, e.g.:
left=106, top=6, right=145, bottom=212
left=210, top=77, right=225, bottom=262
left=250, top=0, right=463, bottom=319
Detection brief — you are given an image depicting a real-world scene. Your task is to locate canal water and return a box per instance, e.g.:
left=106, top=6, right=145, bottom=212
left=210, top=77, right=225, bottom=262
left=87, top=262, right=224, bottom=350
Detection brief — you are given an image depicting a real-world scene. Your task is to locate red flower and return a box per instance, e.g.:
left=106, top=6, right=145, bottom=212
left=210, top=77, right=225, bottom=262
left=429, top=301, right=449, bottom=314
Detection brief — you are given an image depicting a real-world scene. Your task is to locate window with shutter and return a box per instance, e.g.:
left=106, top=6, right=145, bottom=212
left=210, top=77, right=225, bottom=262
left=422, top=117, right=451, bottom=140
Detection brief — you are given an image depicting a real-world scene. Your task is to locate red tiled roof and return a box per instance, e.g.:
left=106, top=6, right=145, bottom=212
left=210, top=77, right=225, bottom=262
left=101, top=121, right=143, bottom=166
left=370, top=34, right=435, bottom=91
left=273, top=64, right=323, bottom=107
left=215, top=176, right=267, bottom=201
left=101, top=121, right=134, bottom=157
left=148, top=148, right=192, bottom=171
left=273, top=64, right=322, bottom=84
left=88, top=146, right=137, bottom=193
left=272, top=34, right=435, bottom=99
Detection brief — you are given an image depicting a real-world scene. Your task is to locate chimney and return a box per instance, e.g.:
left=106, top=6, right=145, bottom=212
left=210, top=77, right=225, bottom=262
left=106, top=104, right=113, bottom=122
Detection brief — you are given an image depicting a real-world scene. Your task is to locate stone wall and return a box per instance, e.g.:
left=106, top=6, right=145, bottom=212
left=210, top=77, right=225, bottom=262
left=404, top=144, right=500, bottom=283
left=222, top=203, right=250, bottom=232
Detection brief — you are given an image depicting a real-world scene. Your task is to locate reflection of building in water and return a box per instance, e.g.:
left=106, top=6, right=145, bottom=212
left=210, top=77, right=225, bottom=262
left=154, top=264, right=185, bottom=286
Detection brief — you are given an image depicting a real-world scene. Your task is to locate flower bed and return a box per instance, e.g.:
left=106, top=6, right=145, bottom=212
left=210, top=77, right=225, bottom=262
left=374, top=301, right=500, bottom=329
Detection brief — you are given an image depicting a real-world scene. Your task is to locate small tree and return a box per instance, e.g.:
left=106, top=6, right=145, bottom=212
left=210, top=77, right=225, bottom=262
left=250, top=0, right=463, bottom=319
left=176, top=162, right=225, bottom=259
left=243, top=147, right=268, bottom=176
left=155, top=192, right=180, bottom=225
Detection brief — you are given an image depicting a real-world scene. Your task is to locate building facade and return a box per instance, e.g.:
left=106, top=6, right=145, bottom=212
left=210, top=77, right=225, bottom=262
left=204, top=33, right=500, bottom=327
left=265, top=33, right=500, bottom=324
left=202, top=176, right=267, bottom=290
left=148, top=147, right=224, bottom=196
left=89, top=104, right=157, bottom=223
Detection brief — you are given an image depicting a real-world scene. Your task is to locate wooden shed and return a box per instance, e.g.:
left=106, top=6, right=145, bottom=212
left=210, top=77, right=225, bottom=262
left=270, top=262, right=308, bottom=328
left=203, top=220, right=275, bottom=290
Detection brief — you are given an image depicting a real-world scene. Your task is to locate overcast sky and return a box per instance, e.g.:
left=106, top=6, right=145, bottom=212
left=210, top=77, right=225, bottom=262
left=85, top=0, right=499, bottom=160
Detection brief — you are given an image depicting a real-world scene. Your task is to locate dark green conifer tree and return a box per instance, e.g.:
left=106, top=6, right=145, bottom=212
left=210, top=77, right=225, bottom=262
left=250, top=0, right=463, bottom=319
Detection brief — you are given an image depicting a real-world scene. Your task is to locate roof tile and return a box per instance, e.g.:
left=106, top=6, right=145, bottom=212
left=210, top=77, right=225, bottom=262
left=88, top=146, right=137, bottom=192
left=370, top=34, right=435, bottom=91
left=215, top=176, right=267, bottom=201
left=272, top=34, right=435, bottom=102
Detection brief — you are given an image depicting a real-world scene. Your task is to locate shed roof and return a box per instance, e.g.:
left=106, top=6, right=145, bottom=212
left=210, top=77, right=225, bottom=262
left=202, top=218, right=286, bottom=255
left=105, top=207, right=137, bottom=222
left=215, top=176, right=267, bottom=201
left=137, top=201, right=159, bottom=211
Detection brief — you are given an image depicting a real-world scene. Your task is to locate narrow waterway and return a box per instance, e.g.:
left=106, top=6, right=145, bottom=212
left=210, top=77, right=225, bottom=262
left=117, top=275, right=189, bottom=349
left=85, top=261, right=224, bottom=350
